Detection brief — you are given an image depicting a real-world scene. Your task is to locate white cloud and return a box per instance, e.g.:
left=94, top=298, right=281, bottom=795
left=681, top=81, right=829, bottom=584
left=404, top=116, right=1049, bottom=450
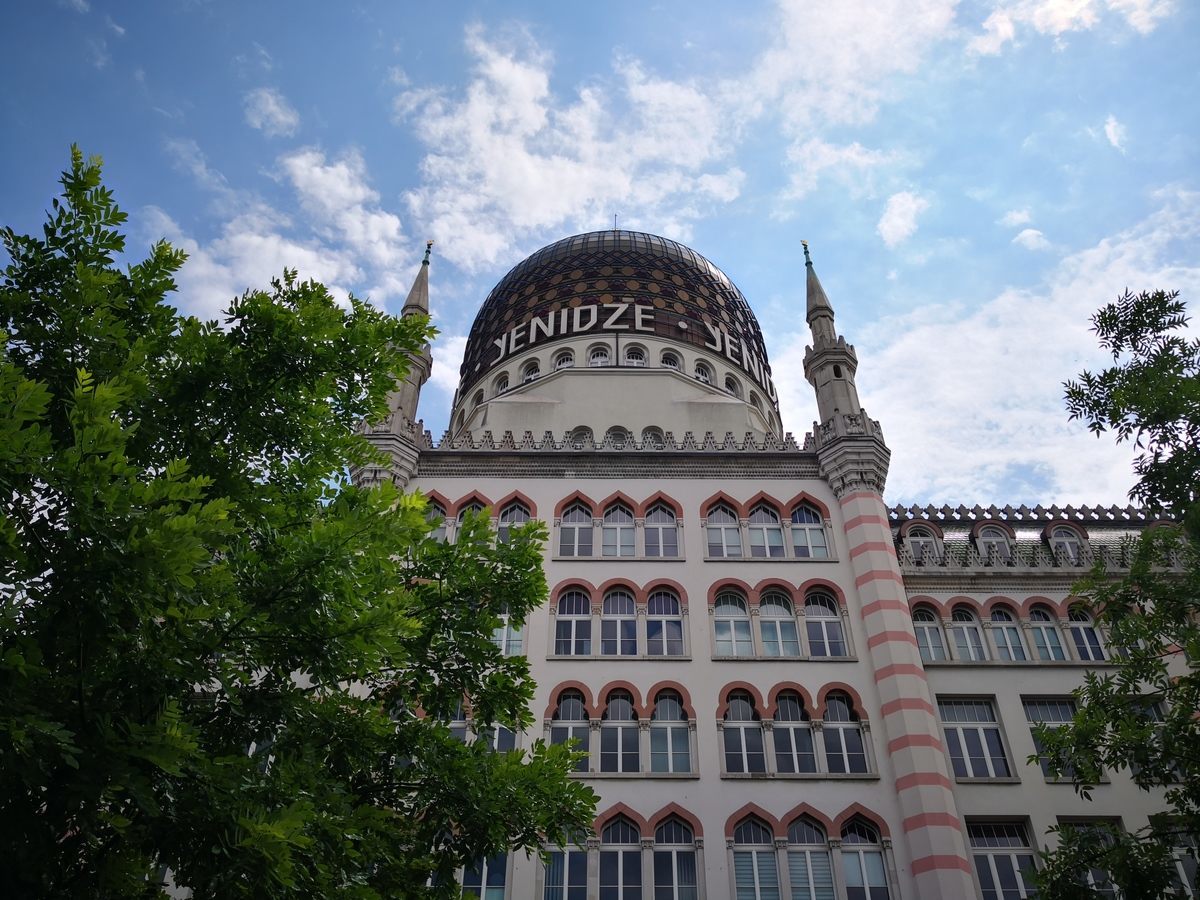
left=88, top=38, right=109, bottom=69
left=1012, top=227, right=1051, bottom=249
left=106, top=15, right=124, bottom=36
left=429, top=334, right=469, bottom=395
left=999, top=208, right=1032, bottom=227
left=877, top=192, right=930, bottom=247
left=243, top=87, right=300, bottom=137
left=968, top=0, right=1176, bottom=54
left=1104, top=113, right=1127, bottom=152
left=782, top=138, right=897, bottom=201
left=60, top=0, right=88, bottom=12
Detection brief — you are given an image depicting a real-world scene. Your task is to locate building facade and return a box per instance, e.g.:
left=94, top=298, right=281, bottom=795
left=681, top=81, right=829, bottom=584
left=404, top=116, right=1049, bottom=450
left=361, top=231, right=1182, bottom=899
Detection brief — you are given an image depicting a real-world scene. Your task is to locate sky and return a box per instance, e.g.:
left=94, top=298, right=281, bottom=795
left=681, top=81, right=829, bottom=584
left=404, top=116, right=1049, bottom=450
left=2, top=0, right=1198, bottom=508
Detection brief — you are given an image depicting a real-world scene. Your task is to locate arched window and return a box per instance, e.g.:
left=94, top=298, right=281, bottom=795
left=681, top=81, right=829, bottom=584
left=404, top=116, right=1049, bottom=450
left=823, top=692, right=868, bottom=773
left=472, top=389, right=485, bottom=408
left=714, top=592, right=753, bottom=657
left=603, top=502, right=635, bottom=556
left=912, top=607, right=947, bottom=662
left=759, top=590, right=800, bottom=657
left=454, top=410, right=465, bottom=433
left=723, top=690, right=766, bottom=773
left=805, top=592, right=847, bottom=657
left=601, top=589, right=637, bottom=656
left=625, top=345, right=646, bottom=367
left=1068, top=607, right=1106, bottom=661
left=559, top=502, right=594, bottom=556
left=990, top=606, right=1028, bottom=661
left=1029, top=605, right=1066, bottom=661
left=907, top=525, right=939, bottom=565
left=733, top=817, right=780, bottom=900
left=788, top=818, right=834, bottom=899
left=978, top=526, right=1012, bottom=564
left=949, top=606, right=988, bottom=661
left=521, top=360, right=541, bottom=383
left=694, top=361, right=713, bottom=384
left=590, top=345, right=611, bottom=367
left=456, top=502, right=486, bottom=543
left=791, top=504, right=829, bottom=559
left=549, top=689, right=589, bottom=772
left=605, top=427, right=631, bottom=449
left=600, top=816, right=643, bottom=899
left=641, top=426, right=666, bottom=450
left=653, top=818, right=697, bottom=900
left=461, top=853, right=507, bottom=900
left=1050, top=526, right=1083, bottom=566
left=651, top=690, right=690, bottom=773
left=491, top=604, right=523, bottom=657
left=601, top=690, right=639, bottom=773
left=706, top=503, right=742, bottom=558
left=555, top=589, right=592, bottom=656
left=554, top=350, right=574, bottom=370
left=645, top=502, right=678, bottom=557
left=748, top=502, right=785, bottom=558
left=497, top=500, right=530, bottom=544
left=448, top=699, right=468, bottom=743
left=426, top=501, right=447, bottom=543
left=773, top=691, right=816, bottom=773
left=568, top=426, right=593, bottom=450
left=749, top=392, right=763, bottom=413
left=493, top=373, right=509, bottom=395
left=647, top=589, right=684, bottom=656
left=724, top=374, right=743, bottom=398
left=840, top=819, right=891, bottom=900
left=661, top=351, right=681, bottom=370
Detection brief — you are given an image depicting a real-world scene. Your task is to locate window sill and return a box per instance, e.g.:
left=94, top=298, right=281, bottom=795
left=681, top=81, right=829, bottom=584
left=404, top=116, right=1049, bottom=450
left=921, top=660, right=1120, bottom=668
left=721, top=772, right=879, bottom=781
left=547, top=654, right=692, bottom=662
left=575, top=771, right=700, bottom=780
left=711, top=654, right=858, bottom=663
left=703, top=555, right=838, bottom=563
left=551, top=555, right=686, bottom=563
left=954, top=777, right=1024, bottom=784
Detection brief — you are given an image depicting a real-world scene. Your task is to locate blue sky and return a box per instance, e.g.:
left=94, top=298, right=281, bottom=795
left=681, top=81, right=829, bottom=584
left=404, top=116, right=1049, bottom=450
left=3, top=0, right=1198, bottom=506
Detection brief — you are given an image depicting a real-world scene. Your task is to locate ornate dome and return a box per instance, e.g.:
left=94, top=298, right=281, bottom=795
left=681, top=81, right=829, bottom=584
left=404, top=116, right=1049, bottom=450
left=458, top=230, right=776, bottom=407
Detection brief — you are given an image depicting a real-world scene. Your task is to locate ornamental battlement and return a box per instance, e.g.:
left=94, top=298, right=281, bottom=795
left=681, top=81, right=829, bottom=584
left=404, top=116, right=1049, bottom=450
left=887, top=502, right=1162, bottom=526
left=414, top=426, right=811, bottom=453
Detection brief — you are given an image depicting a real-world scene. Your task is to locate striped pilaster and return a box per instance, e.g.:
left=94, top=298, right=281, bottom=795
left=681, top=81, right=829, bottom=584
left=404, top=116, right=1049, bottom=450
left=840, top=490, right=976, bottom=896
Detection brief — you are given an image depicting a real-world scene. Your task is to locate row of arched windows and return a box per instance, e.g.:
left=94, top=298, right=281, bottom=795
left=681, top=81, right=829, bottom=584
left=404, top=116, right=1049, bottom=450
left=912, top=602, right=1108, bottom=664
left=902, top=520, right=1096, bottom=568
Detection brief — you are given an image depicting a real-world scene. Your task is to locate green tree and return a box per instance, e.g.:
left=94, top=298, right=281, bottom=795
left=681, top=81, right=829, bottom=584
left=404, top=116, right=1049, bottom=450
left=1032, top=289, right=1200, bottom=898
left=0, top=148, right=595, bottom=898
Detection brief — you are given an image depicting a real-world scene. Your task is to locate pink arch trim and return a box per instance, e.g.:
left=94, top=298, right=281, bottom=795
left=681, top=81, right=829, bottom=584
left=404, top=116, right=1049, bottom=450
left=725, top=803, right=784, bottom=839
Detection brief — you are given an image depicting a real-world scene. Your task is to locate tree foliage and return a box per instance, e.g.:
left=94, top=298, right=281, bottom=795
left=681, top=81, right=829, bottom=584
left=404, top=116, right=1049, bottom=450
left=0, top=148, right=595, bottom=898
left=1033, top=289, right=1199, bottom=898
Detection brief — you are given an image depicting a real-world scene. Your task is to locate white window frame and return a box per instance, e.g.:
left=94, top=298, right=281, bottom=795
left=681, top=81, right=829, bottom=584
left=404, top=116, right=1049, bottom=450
left=732, top=818, right=780, bottom=900
left=822, top=694, right=869, bottom=774
left=644, top=503, right=679, bottom=557
left=554, top=589, right=592, bottom=656
left=967, top=821, right=1038, bottom=900
left=723, top=692, right=767, bottom=774
left=759, top=591, right=801, bottom=657
left=549, top=690, right=590, bottom=773
left=938, top=698, right=1013, bottom=779
left=840, top=820, right=892, bottom=900
left=543, top=847, right=588, bottom=900
left=1029, top=607, right=1067, bottom=661
left=912, top=608, right=947, bottom=662
left=1068, top=608, right=1107, bottom=661
left=773, top=692, right=817, bottom=774
left=706, top=504, right=743, bottom=557
left=601, top=589, right=637, bottom=656
left=787, top=818, right=834, bottom=900
left=989, top=607, right=1028, bottom=661
left=949, top=607, right=988, bottom=661
left=650, top=690, right=692, bottom=774
left=600, top=817, right=644, bottom=900
left=790, top=504, right=829, bottom=559
left=653, top=820, right=699, bottom=900
left=714, top=593, right=754, bottom=657
left=602, top=502, right=636, bottom=556
left=600, top=691, right=640, bottom=774
left=805, top=592, right=847, bottom=658
left=647, top=590, right=686, bottom=657
left=559, top=503, right=594, bottom=557
left=747, top=503, right=786, bottom=558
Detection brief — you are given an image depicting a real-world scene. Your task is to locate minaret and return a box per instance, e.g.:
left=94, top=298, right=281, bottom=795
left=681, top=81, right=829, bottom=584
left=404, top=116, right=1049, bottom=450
left=358, top=241, right=434, bottom=489
left=803, top=243, right=977, bottom=898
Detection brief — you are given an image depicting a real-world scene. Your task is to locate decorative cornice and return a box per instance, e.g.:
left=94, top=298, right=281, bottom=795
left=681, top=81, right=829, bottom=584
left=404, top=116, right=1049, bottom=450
left=415, top=426, right=812, bottom=454
left=887, top=502, right=1162, bottom=526
left=805, top=410, right=890, bottom=498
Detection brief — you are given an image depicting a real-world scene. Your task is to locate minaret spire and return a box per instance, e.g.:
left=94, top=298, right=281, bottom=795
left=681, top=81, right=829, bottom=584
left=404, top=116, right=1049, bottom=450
left=803, top=240, right=836, bottom=343
left=401, top=240, right=434, bottom=317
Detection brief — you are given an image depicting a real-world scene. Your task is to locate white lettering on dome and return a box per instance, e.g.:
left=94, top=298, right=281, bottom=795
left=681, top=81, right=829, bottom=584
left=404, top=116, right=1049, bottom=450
left=703, top=322, right=722, bottom=352
left=572, top=305, right=598, bottom=332
left=601, top=302, right=630, bottom=329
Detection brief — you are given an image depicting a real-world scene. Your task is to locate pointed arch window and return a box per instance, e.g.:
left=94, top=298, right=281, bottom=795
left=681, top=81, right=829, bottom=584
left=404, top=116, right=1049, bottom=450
left=651, top=690, right=691, bottom=773
left=759, top=591, right=801, bottom=657
left=949, top=607, right=988, bottom=661
left=707, top=503, right=743, bottom=557
left=497, top=500, right=530, bottom=544
left=645, top=502, right=679, bottom=557
left=773, top=691, right=816, bottom=774
left=550, top=689, right=589, bottom=772
left=601, top=589, right=637, bottom=656
left=805, top=592, right=847, bottom=657
left=602, top=502, right=636, bottom=556
left=653, top=818, right=698, bottom=900
left=990, top=607, right=1027, bottom=661
left=723, top=690, right=766, bottom=773
left=978, top=526, right=1012, bottom=564
left=1068, top=607, right=1107, bottom=661
left=748, top=503, right=785, bottom=558
left=840, top=820, right=891, bottom=900
left=600, top=690, right=640, bottom=773
left=647, top=589, right=685, bottom=657
left=823, top=693, right=868, bottom=774
left=714, top=592, right=754, bottom=657
left=426, top=501, right=447, bottom=544
left=791, top=504, right=829, bottom=559
left=555, top=589, right=592, bottom=656
left=912, top=608, right=947, bottom=662
left=600, top=817, right=643, bottom=899
left=1029, top=606, right=1066, bottom=661
left=787, top=817, right=834, bottom=900
left=733, top=817, right=780, bottom=900
left=560, top=503, right=594, bottom=557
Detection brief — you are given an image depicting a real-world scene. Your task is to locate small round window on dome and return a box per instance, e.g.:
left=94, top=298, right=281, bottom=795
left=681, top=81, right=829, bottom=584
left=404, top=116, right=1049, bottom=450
left=624, top=346, right=646, bottom=367
left=522, top=360, right=541, bottom=383
left=661, top=351, right=680, bottom=370
left=695, top=362, right=713, bottom=384
left=589, top=346, right=610, bottom=367
left=554, top=350, right=574, bottom=370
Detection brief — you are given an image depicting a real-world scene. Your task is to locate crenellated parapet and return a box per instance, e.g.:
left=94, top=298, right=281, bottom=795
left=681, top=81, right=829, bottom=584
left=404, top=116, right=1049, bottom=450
left=416, top=428, right=810, bottom=453
left=887, top=502, right=1164, bottom=525
left=804, top=409, right=891, bottom=498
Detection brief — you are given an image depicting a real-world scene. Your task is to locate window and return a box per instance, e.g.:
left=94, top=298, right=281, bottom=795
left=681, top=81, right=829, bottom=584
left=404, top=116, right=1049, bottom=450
left=462, top=853, right=507, bottom=899
left=805, top=592, right=847, bottom=657
left=494, top=373, right=509, bottom=395
left=840, top=820, right=890, bottom=900
left=990, top=607, right=1027, bottom=661
left=544, top=848, right=587, bottom=900
left=938, top=699, right=1012, bottom=779
left=906, top=526, right=939, bottom=565
left=550, top=689, right=590, bottom=772
left=978, top=526, right=1012, bottom=564
left=491, top=605, right=523, bottom=656
left=645, top=503, right=678, bottom=557
left=724, top=690, right=766, bottom=773
left=714, top=592, right=754, bottom=657
left=694, top=361, right=713, bottom=384
left=653, top=818, right=698, bottom=900
left=522, top=360, right=541, bottom=382
left=787, top=818, right=834, bottom=900
left=590, top=346, right=611, bottom=367
left=427, top=501, right=447, bottom=543
left=601, top=590, right=637, bottom=656
left=555, top=589, right=592, bottom=655
left=472, top=389, right=484, bottom=408
left=601, top=690, right=640, bottom=773
left=949, top=607, right=988, bottom=661
left=912, top=608, right=947, bottom=662
left=647, top=590, right=685, bottom=656
left=605, top=427, right=631, bottom=448
left=748, top=503, right=785, bottom=558
left=1055, top=822, right=1120, bottom=899
left=773, top=691, right=816, bottom=774
left=1029, top=606, right=1067, bottom=661
left=625, top=346, right=646, bottom=366
left=1068, top=607, right=1106, bottom=661
left=651, top=690, right=691, bottom=773
left=661, top=351, right=680, bottom=370
left=733, top=817, right=780, bottom=900
left=791, top=505, right=829, bottom=558
left=1023, top=698, right=1077, bottom=777
left=480, top=724, right=516, bottom=752
left=707, top=503, right=742, bottom=557
left=823, top=693, right=868, bottom=774
left=750, top=392, right=763, bottom=413
left=568, top=426, right=593, bottom=449
left=759, top=591, right=801, bottom=657
left=448, top=700, right=469, bottom=743
left=1169, top=830, right=1199, bottom=897
left=602, top=503, right=636, bottom=556
left=968, top=821, right=1037, bottom=900
left=724, top=374, right=743, bottom=398
left=601, top=817, right=643, bottom=900
left=1050, top=526, right=1083, bottom=566
left=497, top=500, right=530, bottom=544
left=554, top=350, right=574, bottom=369
left=642, top=426, right=666, bottom=449
left=560, top=503, right=594, bottom=556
